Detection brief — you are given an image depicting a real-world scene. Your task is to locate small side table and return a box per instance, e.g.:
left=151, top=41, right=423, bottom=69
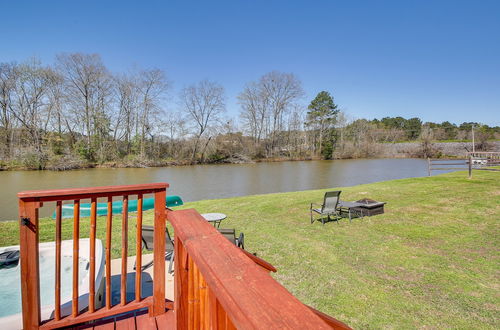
left=201, top=213, right=227, bottom=228
left=338, top=201, right=365, bottom=222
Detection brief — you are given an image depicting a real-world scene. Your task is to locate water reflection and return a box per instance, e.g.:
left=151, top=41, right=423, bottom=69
left=0, top=158, right=434, bottom=221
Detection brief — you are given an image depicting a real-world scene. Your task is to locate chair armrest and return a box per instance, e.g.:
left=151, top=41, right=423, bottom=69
left=310, top=202, right=322, bottom=210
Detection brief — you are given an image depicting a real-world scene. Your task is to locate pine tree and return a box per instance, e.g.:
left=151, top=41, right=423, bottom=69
left=305, top=91, right=339, bottom=157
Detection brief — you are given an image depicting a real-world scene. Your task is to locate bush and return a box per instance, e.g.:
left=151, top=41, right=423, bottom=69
left=321, top=140, right=334, bottom=159
left=21, top=149, right=49, bottom=170
left=46, top=154, right=87, bottom=171
left=207, top=149, right=230, bottom=163
left=74, top=140, right=95, bottom=161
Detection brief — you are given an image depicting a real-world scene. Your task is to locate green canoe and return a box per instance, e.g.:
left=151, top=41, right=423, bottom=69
left=53, top=196, right=184, bottom=219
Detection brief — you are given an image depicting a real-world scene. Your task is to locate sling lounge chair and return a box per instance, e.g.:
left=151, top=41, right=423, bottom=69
left=135, top=225, right=174, bottom=274
left=310, top=191, right=342, bottom=225
left=217, top=228, right=245, bottom=249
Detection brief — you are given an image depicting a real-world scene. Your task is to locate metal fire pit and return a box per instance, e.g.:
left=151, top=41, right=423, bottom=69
left=352, top=198, right=386, bottom=216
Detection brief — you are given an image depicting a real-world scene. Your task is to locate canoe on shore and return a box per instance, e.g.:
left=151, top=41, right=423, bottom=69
left=52, top=196, right=184, bottom=219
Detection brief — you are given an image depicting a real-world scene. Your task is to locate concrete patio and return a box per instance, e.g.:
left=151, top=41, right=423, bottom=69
left=109, top=253, right=174, bottom=304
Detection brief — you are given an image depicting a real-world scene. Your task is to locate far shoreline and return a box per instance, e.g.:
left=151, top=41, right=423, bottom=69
left=2, top=140, right=496, bottom=172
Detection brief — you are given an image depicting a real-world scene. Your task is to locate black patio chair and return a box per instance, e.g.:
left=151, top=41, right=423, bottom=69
left=310, top=190, right=342, bottom=225
left=134, top=225, right=174, bottom=274
left=217, top=228, right=245, bottom=249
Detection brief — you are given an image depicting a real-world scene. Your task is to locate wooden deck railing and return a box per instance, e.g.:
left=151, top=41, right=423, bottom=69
left=17, top=183, right=169, bottom=330
left=18, top=183, right=350, bottom=329
left=168, top=208, right=351, bottom=329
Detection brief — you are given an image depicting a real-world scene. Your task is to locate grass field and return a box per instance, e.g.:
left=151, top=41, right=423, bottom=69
left=0, top=170, right=498, bottom=328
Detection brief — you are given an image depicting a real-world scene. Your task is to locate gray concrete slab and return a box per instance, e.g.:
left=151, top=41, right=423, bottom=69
left=108, top=253, right=174, bottom=304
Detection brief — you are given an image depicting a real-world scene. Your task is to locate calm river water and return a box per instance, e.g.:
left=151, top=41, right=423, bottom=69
left=0, top=158, right=432, bottom=221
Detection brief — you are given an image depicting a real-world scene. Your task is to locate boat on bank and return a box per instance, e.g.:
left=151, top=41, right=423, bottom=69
left=52, top=195, right=184, bottom=219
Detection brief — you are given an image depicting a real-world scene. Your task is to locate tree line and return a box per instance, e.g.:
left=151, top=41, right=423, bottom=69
left=0, top=53, right=498, bottom=170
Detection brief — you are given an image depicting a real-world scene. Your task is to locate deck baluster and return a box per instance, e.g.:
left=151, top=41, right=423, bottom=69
left=121, top=195, right=128, bottom=306
left=54, top=201, right=62, bottom=320
left=135, top=194, right=143, bottom=302
left=89, top=197, right=97, bottom=312
left=105, top=196, right=112, bottom=309
left=72, top=199, right=80, bottom=317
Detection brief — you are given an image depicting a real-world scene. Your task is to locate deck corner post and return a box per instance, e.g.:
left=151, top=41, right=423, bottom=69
left=18, top=198, right=41, bottom=330
left=173, top=237, right=188, bottom=328
left=152, top=188, right=167, bottom=316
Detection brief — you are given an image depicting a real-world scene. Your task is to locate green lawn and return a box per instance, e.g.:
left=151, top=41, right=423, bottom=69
left=1, top=170, right=499, bottom=328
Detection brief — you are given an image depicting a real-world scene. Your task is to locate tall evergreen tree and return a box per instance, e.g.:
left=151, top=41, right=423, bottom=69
left=305, top=91, right=339, bottom=157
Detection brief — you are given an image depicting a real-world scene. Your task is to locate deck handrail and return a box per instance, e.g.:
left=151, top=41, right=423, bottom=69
left=168, top=208, right=350, bottom=329
left=18, top=183, right=169, bottom=330
left=17, top=183, right=168, bottom=200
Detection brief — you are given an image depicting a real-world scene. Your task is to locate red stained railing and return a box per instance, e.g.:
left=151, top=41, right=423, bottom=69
left=168, top=208, right=351, bottom=329
left=18, top=183, right=168, bottom=330
left=18, top=183, right=350, bottom=329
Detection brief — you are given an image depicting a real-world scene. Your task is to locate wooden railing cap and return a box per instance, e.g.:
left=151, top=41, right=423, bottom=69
left=17, top=182, right=169, bottom=199
left=169, top=209, right=333, bottom=329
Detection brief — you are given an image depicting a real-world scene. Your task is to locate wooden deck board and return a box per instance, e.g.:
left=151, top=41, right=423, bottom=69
left=92, top=320, right=115, bottom=330
left=135, top=312, right=157, bottom=329
left=67, top=310, right=175, bottom=330
left=115, top=315, right=135, bottom=330
left=155, top=310, right=176, bottom=329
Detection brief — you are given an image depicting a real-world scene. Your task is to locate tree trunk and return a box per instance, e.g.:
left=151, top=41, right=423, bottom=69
left=200, top=136, right=212, bottom=163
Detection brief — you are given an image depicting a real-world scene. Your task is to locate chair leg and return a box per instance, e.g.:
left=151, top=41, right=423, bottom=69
left=310, top=210, right=314, bottom=224
left=141, top=259, right=154, bottom=271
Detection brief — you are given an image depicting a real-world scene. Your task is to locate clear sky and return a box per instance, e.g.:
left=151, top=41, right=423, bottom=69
left=1, top=0, right=499, bottom=125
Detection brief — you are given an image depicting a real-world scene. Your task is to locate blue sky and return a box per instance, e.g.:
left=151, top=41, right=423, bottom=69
left=1, top=0, right=499, bottom=125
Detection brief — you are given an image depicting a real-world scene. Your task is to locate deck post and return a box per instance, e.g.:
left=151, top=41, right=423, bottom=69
left=174, top=238, right=189, bottom=328
left=427, top=158, right=431, bottom=176
left=152, top=189, right=167, bottom=316
left=19, top=198, right=41, bottom=330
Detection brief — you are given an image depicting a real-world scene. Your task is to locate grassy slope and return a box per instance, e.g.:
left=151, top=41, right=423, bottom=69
left=0, top=171, right=498, bottom=328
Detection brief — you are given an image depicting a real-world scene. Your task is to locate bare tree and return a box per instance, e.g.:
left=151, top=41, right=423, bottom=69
left=114, top=73, right=139, bottom=154
left=180, top=80, right=225, bottom=163
left=238, top=81, right=269, bottom=145
left=334, top=111, right=349, bottom=152
left=260, top=72, right=303, bottom=155
left=56, top=53, right=112, bottom=161
left=164, top=113, right=187, bottom=158
left=9, top=59, right=56, bottom=154
left=136, top=69, right=169, bottom=157
left=239, top=71, right=303, bottom=157
left=0, top=62, right=17, bottom=157
left=286, top=105, right=307, bottom=157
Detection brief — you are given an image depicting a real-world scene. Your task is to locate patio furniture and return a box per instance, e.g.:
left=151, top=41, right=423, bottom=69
left=201, top=212, right=227, bottom=228
left=310, top=191, right=342, bottom=225
left=352, top=199, right=386, bottom=216
left=339, top=198, right=387, bottom=221
left=135, top=225, right=174, bottom=274
left=338, top=201, right=365, bottom=222
left=217, top=228, right=245, bottom=249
